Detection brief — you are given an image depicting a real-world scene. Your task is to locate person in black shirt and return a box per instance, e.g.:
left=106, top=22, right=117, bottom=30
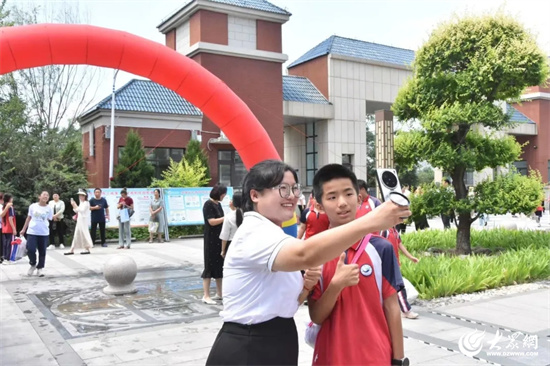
left=89, top=188, right=110, bottom=247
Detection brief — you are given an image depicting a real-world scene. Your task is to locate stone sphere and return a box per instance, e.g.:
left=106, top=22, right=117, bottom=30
left=501, top=222, right=517, bottom=230
left=103, top=255, right=138, bottom=295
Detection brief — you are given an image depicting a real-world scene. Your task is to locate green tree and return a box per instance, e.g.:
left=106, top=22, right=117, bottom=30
left=38, top=130, right=88, bottom=195
left=396, top=165, right=418, bottom=188
left=410, top=171, right=543, bottom=225
left=150, top=158, right=210, bottom=188
left=183, top=139, right=211, bottom=185
left=392, top=14, right=548, bottom=254
left=417, top=166, right=435, bottom=185
left=475, top=170, right=544, bottom=216
left=0, top=1, right=89, bottom=214
left=9, top=2, right=102, bottom=132
left=111, top=130, right=154, bottom=188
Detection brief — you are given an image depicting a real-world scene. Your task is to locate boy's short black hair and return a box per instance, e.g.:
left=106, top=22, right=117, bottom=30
left=210, top=183, right=228, bottom=200
left=357, top=179, right=368, bottom=191
left=242, top=160, right=298, bottom=212
left=313, top=164, right=359, bottom=204
left=94, top=188, right=102, bottom=193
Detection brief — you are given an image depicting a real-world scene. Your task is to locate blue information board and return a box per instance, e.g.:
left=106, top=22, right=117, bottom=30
left=163, top=187, right=233, bottom=226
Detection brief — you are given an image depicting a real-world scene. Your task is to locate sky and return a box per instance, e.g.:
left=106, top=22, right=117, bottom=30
left=12, top=0, right=550, bottom=109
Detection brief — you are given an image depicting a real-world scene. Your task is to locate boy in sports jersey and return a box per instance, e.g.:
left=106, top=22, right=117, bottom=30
left=380, top=228, right=420, bottom=319
left=308, top=164, right=407, bottom=366
left=356, top=179, right=382, bottom=218
left=297, top=197, right=330, bottom=239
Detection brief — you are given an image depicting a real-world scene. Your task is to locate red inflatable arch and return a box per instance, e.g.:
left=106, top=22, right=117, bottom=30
left=0, top=24, right=280, bottom=169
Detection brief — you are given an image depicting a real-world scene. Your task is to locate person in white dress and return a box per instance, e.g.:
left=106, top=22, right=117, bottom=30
left=65, top=189, right=93, bottom=255
left=219, top=192, right=243, bottom=258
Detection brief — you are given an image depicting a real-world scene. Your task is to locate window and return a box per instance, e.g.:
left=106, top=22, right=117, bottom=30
left=513, top=161, right=528, bottom=176
left=305, top=122, right=318, bottom=186
left=218, top=150, right=246, bottom=187
left=342, top=154, right=353, bottom=172
left=147, top=147, right=185, bottom=179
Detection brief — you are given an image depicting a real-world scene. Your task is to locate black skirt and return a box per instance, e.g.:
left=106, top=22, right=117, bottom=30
left=206, top=317, right=299, bottom=365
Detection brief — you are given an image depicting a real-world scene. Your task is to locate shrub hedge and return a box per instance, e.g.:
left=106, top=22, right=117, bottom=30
left=400, top=229, right=550, bottom=299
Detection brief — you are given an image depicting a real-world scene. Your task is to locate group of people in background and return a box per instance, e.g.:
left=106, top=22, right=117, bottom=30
left=0, top=187, right=166, bottom=277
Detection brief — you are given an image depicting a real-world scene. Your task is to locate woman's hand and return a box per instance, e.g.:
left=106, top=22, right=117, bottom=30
left=366, top=200, right=411, bottom=230
left=303, top=266, right=322, bottom=292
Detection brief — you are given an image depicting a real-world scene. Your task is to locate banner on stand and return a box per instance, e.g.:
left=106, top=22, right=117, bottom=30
left=163, top=187, right=233, bottom=226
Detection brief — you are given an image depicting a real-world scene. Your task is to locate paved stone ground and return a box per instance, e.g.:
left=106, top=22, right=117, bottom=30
left=1, top=213, right=549, bottom=366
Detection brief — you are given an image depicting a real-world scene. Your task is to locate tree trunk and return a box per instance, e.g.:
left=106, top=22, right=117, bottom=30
left=456, top=212, right=472, bottom=254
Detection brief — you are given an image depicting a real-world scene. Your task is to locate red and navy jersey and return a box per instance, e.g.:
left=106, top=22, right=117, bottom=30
left=356, top=195, right=382, bottom=218
left=380, top=227, right=402, bottom=266
left=299, top=207, right=330, bottom=239
left=1, top=206, right=15, bottom=234
left=311, top=236, right=404, bottom=366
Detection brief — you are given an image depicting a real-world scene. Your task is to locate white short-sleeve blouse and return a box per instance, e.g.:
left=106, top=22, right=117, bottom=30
left=220, top=211, right=303, bottom=324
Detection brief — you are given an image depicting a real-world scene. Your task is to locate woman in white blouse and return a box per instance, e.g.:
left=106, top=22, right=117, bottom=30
left=206, top=160, right=410, bottom=365
left=219, top=192, right=243, bottom=258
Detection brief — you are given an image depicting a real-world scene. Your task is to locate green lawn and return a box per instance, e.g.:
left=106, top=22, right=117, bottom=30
left=400, top=229, right=550, bottom=299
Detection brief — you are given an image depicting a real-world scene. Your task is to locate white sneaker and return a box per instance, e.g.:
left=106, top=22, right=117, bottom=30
left=59, top=244, right=65, bottom=249
left=403, top=311, right=419, bottom=319
left=37, top=269, right=44, bottom=277
left=47, top=245, right=55, bottom=250
left=28, top=266, right=36, bottom=276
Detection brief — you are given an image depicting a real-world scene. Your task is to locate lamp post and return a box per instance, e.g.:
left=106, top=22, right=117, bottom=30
left=109, top=69, right=119, bottom=188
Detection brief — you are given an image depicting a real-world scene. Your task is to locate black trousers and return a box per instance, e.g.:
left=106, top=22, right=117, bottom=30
left=206, top=317, right=298, bottom=365
left=2, top=233, right=13, bottom=260
left=49, top=220, right=65, bottom=245
left=90, top=221, right=106, bottom=245
left=396, top=223, right=407, bottom=234
left=441, top=214, right=451, bottom=229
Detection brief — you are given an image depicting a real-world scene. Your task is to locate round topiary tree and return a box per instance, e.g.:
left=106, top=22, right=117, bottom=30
left=393, top=13, right=548, bottom=254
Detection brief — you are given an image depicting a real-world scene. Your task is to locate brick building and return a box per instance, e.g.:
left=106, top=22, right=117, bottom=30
left=79, top=0, right=549, bottom=190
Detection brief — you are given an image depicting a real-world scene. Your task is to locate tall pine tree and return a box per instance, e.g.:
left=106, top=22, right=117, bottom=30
left=111, top=130, right=154, bottom=188
left=184, top=139, right=211, bottom=185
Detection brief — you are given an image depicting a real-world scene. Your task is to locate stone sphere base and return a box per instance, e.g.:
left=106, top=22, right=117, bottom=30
left=103, top=255, right=138, bottom=295
left=501, top=222, right=518, bottom=230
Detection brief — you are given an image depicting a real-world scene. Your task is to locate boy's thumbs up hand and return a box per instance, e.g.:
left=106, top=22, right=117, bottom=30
left=336, top=252, right=346, bottom=268
left=332, top=252, right=360, bottom=290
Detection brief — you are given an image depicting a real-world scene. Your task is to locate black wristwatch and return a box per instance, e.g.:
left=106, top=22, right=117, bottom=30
left=391, top=358, right=409, bottom=366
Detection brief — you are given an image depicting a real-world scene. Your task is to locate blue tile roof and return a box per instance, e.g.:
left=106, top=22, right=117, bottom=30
left=507, top=104, right=535, bottom=124
left=288, top=35, right=415, bottom=68
left=283, top=76, right=330, bottom=104
left=80, top=79, right=202, bottom=118
left=207, top=0, right=290, bottom=15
